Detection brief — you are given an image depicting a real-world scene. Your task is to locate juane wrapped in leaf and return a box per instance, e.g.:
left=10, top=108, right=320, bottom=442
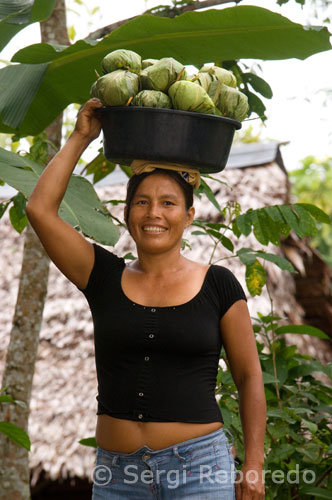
left=191, top=72, right=217, bottom=92
left=142, top=58, right=159, bottom=69
left=91, top=70, right=139, bottom=106
left=90, top=81, right=98, bottom=99
left=140, top=57, right=187, bottom=92
left=131, top=90, right=172, bottom=108
left=168, top=81, right=220, bottom=115
left=200, top=65, right=237, bottom=88
left=101, top=49, right=142, bottom=75
left=208, top=81, right=249, bottom=121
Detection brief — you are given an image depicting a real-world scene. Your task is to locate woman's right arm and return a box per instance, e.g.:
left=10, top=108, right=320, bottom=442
left=26, top=98, right=103, bottom=290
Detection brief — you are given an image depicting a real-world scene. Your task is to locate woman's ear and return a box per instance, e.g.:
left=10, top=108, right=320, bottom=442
left=186, top=206, right=195, bottom=227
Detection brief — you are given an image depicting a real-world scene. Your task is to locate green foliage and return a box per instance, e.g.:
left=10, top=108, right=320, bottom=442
left=245, top=259, right=266, bottom=296
left=217, top=314, right=332, bottom=499
left=290, top=156, right=332, bottom=266
left=27, top=132, right=57, bottom=164
left=0, top=146, right=120, bottom=244
left=9, top=192, right=28, bottom=234
left=0, top=6, right=331, bottom=135
left=0, top=0, right=56, bottom=52
left=188, top=183, right=329, bottom=296
left=276, top=324, right=330, bottom=340
left=78, top=436, right=97, bottom=448
left=0, top=387, right=30, bottom=450
left=235, top=203, right=329, bottom=245
left=81, top=148, right=116, bottom=184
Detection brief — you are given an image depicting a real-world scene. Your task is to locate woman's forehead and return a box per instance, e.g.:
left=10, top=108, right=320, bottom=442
left=134, top=173, right=184, bottom=196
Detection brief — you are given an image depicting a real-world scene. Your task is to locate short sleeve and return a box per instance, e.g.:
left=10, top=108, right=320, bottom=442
left=210, top=265, right=247, bottom=319
left=78, top=243, right=125, bottom=300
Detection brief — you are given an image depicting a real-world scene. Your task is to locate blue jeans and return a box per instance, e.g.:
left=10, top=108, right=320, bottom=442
left=91, top=427, right=236, bottom=499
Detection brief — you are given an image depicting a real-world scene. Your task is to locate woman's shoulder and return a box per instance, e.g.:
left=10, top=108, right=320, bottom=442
left=79, top=243, right=125, bottom=295
left=92, top=243, right=126, bottom=269
left=210, top=263, right=238, bottom=278
left=210, top=263, right=246, bottom=295
left=206, top=264, right=247, bottom=316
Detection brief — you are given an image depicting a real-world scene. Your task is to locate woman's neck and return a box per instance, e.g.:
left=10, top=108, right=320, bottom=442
left=132, top=246, right=189, bottom=276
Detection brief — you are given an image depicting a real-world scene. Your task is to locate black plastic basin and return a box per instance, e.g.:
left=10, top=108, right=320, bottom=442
left=99, top=106, right=241, bottom=174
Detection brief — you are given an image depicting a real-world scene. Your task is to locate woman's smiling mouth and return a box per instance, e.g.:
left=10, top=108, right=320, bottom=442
left=142, top=225, right=168, bottom=233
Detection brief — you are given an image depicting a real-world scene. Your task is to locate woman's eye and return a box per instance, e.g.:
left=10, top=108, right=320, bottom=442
left=164, top=201, right=174, bottom=206
left=136, top=200, right=147, bottom=205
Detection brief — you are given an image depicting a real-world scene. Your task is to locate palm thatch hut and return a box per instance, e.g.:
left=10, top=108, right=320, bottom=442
left=0, top=141, right=331, bottom=498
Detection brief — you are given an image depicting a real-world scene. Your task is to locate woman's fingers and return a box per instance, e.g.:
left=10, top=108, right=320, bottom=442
left=74, top=98, right=103, bottom=140
left=85, top=97, right=103, bottom=110
left=234, top=467, right=265, bottom=499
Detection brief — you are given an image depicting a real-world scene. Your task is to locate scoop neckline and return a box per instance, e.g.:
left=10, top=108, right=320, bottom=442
left=119, top=263, right=214, bottom=309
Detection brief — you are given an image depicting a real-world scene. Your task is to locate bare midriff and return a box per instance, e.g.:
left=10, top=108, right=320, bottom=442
left=96, top=415, right=223, bottom=453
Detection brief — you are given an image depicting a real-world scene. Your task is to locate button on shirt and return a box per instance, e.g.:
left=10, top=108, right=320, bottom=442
left=79, top=244, right=247, bottom=423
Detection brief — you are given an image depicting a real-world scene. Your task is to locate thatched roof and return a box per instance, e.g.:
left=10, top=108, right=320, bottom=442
left=1, top=142, right=331, bottom=489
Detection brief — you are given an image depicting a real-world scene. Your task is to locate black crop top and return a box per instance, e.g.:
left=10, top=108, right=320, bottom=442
left=79, top=243, right=247, bottom=423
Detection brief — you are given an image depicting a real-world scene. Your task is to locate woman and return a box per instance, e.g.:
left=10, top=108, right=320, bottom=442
left=26, top=98, right=266, bottom=499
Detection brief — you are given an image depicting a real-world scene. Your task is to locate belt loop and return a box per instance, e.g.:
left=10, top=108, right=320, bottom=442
left=223, top=427, right=235, bottom=448
left=111, top=455, right=119, bottom=467
left=173, top=445, right=186, bottom=461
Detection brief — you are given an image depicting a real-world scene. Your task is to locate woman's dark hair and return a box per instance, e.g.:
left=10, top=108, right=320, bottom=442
left=125, top=168, right=194, bottom=227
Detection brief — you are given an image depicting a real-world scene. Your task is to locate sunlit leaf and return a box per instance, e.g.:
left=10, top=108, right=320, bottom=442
left=245, top=259, right=266, bottom=296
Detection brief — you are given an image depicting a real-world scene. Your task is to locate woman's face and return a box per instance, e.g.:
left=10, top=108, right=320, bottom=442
left=126, top=173, right=195, bottom=255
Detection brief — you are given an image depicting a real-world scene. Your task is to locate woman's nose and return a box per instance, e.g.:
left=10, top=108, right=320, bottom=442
left=146, top=201, right=161, bottom=217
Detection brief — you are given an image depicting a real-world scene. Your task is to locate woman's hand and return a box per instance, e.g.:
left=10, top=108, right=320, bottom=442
left=235, top=463, right=265, bottom=499
left=73, top=97, right=103, bottom=142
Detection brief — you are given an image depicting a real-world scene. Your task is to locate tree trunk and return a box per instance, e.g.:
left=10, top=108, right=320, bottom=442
left=0, top=2, right=69, bottom=499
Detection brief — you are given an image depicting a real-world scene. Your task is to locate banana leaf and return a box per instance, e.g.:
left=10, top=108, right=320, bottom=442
left=0, top=6, right=330, bottom=135
left=0, top=0, right=56, bottom=51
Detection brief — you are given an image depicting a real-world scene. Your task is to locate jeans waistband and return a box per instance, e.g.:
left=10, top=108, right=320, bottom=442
left=97, top=426, right=234, bottom=460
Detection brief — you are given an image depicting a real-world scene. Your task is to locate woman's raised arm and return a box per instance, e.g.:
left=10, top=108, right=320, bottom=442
left=26, top=98, right=103, bottom=290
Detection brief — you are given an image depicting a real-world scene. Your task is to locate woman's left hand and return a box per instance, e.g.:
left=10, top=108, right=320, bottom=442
left=235, top=463, right=265, bottom=499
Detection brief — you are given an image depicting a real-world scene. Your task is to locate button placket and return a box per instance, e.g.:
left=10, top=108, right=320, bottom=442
left=133, top=308, right=157, bottom=420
